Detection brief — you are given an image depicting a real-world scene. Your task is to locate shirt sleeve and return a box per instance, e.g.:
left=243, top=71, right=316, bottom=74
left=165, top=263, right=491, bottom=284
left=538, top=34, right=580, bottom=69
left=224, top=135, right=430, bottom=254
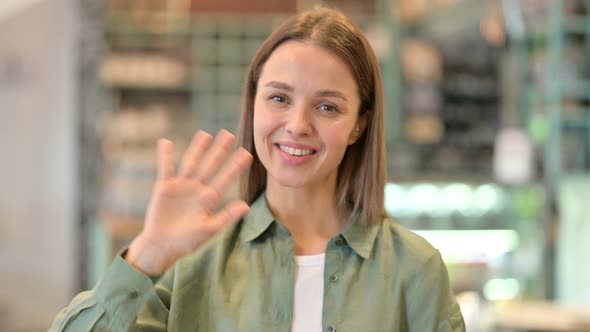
left=405, top=250, right=466, bottom=332
left=48, top=253, right=174, bottom=332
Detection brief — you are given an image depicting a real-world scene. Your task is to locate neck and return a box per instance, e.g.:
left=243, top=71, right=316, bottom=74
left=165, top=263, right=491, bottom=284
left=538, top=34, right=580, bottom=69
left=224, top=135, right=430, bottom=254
left=265, top=178, right=350, bottom=255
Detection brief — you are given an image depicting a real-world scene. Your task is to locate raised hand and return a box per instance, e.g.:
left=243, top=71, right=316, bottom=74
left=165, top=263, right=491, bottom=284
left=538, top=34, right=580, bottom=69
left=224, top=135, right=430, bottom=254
left=126, top=130, right=253, bottom=275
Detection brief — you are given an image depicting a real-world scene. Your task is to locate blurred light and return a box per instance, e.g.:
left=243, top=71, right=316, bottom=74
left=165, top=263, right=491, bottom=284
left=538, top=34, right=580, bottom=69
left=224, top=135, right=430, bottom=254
left=483, top=278, right=520, bottom=301
left=442, top=183, right=472, bottom=216
left=386, top=182, right=508, bottom=220
left=407, top=183, right=443, bottom=217
left=472, top=184, right=504, bottom=216
left=384, top=183, right=406, bottom=218
left=414, top=229, right=519, bottom=263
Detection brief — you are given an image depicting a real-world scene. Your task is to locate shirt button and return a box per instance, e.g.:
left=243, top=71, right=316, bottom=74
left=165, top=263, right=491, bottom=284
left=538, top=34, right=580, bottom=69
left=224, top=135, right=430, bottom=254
left=329, top=274, right=338, bottom=282
left=335, top=238, right=343, bottom=246
left=274, top=311, right=287, bottom=321
left=281, top=256, right=290, bottom=266
left=327, top=325, right=336, bottom=332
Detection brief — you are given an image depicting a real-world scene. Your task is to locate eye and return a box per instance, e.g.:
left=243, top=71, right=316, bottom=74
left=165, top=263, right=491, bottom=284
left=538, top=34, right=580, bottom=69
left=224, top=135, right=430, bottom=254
left=318, top=104, right=339, bottom=113
left=270, top=95, right=287, bottom=103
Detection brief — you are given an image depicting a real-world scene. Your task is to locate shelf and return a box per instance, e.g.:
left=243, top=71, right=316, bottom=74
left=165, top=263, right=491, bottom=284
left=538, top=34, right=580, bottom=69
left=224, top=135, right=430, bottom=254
left=527, top=81, right=590, bottom=103
left=526, top=16, right=590, bottom=38
left=565, top=80, right=590, bottom=100
left=402, top=0, right=485, bottom=40
left=562, top=113, right=590, bottom=130
left=102, top=82, right=193, bottom=92
left=104, top=13, right=192, bottom=35
left=564, top=16, right=590, bottom=35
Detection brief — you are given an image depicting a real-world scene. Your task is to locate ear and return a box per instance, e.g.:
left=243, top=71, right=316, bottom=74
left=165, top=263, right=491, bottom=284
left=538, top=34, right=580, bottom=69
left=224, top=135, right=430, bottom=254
left=348, top=112, right=368, bottom=145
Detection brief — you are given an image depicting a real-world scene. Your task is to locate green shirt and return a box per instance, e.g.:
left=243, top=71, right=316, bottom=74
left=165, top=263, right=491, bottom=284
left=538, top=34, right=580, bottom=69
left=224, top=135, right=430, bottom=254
left=50, top=194, right=465, bottom=331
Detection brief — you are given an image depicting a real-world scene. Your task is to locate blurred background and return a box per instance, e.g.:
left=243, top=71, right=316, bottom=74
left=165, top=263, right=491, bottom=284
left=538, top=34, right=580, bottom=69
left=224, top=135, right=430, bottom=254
left=1, top=0, right=589, bottom=331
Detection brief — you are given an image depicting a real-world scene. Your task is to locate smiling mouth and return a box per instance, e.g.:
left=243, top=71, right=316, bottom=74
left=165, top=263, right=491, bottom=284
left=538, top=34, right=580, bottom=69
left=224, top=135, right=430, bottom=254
left=277, top=144, right=317, bottom=157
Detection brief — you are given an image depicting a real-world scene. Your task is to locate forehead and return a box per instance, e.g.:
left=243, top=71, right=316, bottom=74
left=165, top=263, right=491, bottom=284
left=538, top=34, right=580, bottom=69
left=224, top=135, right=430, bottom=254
left=258, top=40, right=359, bottom=95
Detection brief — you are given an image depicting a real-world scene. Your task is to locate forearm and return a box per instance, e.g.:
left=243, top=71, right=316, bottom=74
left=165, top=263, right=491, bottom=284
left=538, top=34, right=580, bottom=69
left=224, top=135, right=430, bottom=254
left=49, top=255, right=166, bottom=332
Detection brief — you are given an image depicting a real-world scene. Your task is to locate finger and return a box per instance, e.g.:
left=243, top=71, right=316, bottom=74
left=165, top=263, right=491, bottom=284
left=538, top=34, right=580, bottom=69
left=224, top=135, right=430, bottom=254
left=157, top=139, right=174, bottom=180
left=212, top=200, right=250, bottom=229
left=195, top=129, right=235, bottom=182
left=196, top=185, right=223, bottom=212
left=179, top=130, right=214, bottom=178
left=210, top=148, right=253, bottom=194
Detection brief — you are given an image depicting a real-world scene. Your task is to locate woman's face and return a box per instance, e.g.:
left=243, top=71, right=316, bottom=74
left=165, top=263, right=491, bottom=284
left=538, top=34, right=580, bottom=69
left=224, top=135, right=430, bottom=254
left=253, top=40, right=364, bottom=191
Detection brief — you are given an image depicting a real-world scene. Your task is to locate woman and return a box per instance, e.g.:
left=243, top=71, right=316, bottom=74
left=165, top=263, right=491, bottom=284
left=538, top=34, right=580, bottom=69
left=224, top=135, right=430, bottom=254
left=51, top=7, right=464, bottom=332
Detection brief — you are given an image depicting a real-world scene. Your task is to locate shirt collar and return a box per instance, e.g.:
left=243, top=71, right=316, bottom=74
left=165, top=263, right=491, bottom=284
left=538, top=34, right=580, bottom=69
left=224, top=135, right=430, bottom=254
left=240, top=193, right=380, bottom=259
left=340, top=213, right=380, bottom=259
left=240, top=193, right=276, bottom=242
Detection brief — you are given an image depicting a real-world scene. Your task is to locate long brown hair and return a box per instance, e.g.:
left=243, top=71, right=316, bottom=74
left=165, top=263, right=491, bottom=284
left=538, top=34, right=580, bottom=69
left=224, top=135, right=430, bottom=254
left=237, top=7, right=387, bottom=224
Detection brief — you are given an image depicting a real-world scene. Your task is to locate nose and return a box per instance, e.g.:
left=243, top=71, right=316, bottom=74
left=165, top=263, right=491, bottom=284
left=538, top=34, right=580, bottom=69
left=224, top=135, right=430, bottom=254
left=285, top=105, right=313, bottom=136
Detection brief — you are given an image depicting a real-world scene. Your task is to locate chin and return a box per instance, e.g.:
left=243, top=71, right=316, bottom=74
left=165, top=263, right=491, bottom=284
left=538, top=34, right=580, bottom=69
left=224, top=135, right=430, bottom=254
left=268, top=169, right=311, bottom=189
left=274, top=175, right=308, bottom=188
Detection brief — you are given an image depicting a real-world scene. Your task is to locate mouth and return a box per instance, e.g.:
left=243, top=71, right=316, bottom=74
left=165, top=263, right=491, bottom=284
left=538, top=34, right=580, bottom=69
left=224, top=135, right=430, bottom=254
left=275, top=143, right=318, bottom=157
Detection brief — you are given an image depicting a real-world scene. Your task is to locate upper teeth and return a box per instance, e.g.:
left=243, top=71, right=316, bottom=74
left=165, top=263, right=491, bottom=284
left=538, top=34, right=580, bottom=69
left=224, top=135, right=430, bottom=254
left=280, top=145, right=313, bottom=156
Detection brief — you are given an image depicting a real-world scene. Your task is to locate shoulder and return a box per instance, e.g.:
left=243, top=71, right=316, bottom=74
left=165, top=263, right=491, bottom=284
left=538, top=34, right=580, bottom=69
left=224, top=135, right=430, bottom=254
left=375, top=220, right=464, bottom=329
left=375, top=217, right=442, bottom=271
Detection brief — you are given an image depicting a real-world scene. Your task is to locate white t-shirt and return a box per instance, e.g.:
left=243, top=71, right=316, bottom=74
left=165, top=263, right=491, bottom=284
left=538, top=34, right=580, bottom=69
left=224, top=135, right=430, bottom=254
left=291, top=253, right=326, bottom=332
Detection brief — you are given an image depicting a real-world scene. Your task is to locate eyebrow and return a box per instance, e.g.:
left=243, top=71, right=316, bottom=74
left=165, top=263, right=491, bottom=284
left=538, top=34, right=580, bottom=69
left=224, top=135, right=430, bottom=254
left=264, top=81, right=294, bottom=92
left=263, top=81, right=349, bottom=102
left=317, top=89, right=348, bottom=102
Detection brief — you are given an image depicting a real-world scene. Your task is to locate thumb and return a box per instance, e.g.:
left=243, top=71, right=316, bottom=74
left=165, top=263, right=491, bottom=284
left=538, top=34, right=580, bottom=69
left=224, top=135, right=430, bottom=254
left=213, top=200, right=250, bottom=228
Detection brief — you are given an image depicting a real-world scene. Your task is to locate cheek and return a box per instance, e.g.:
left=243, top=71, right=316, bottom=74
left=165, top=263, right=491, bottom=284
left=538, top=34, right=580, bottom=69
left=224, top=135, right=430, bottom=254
left=323, top=129, right=353, bottom=158
left=252, top=112, right=263, bottom=152
left=253, top=101, right=281, bottom=136
left=253, top=97, right=264, bottom=133
left=330, top=124, right=355, bottom=145
left=252, top=100, right=273, bottom=153
left=253, top=105, right=265, bottom=138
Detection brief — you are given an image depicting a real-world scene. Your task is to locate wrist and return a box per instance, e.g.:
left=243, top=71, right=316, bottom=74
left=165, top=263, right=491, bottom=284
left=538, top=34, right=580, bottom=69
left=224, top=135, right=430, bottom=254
left=125, top=235, right=170, bottom=276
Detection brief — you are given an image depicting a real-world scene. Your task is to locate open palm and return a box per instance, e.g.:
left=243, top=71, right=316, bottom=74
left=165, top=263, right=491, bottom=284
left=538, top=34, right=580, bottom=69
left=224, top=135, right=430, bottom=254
left=126, top=130, right=253, bottom=275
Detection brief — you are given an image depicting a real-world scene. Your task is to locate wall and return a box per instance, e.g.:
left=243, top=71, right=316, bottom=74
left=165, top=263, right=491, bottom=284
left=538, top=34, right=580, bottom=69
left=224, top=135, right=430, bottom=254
left=0, top=0, right=77, bottom=329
